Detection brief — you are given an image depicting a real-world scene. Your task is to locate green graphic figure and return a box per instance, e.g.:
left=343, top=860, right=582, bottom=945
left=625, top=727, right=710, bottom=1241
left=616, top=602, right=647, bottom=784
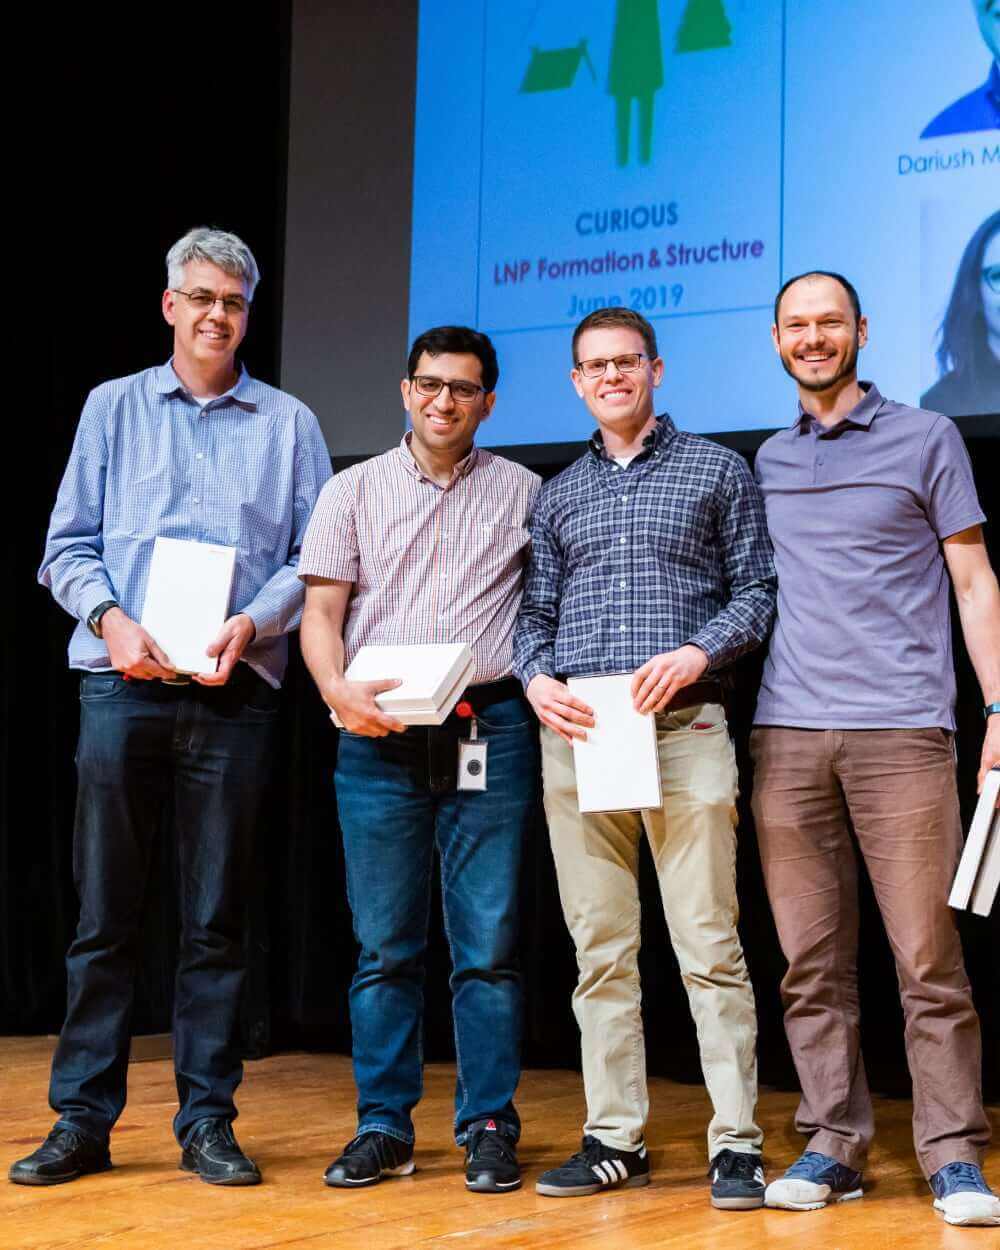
left=675, top=0, right=732, bottom=52
left=521, top=39, right=598, bottom=92
left=608, top=0, right=664, bottom=167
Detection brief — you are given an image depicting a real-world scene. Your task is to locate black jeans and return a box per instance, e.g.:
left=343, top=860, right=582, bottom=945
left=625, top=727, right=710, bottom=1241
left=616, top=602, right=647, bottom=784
left=50, top=667, right=278, bottom=1146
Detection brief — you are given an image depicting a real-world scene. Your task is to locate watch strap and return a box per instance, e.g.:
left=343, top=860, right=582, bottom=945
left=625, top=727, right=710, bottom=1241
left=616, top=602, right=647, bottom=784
left=87, top=599, right=119, bottom=638
left=984, top=702, right=1000, bottom=720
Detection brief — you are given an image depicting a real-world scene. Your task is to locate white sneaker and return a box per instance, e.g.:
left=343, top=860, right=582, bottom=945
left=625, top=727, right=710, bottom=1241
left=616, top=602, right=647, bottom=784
left=930, top=1162, right=1000, bottom=1227
left=764, top=1151, right=863, bottom=1211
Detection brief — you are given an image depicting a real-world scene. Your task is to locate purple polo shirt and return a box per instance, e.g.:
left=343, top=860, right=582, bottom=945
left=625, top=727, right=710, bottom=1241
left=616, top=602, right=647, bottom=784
left=754, top=384, right=986, bottom=730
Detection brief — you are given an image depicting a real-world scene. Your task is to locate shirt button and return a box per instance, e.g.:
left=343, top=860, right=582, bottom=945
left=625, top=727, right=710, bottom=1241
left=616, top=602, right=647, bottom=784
left=620, top=536, right=626, bottom=545
left=620, top=624, right=627, bottom=632
left=621, top=495, right=628, bottom=502
left=612, top=465, right=620, bottom=471
left=195, top=452, right=204, bottom=460
left=620, top=580, right=626, bottom=588
left=192, top=497, right=200, bottom=504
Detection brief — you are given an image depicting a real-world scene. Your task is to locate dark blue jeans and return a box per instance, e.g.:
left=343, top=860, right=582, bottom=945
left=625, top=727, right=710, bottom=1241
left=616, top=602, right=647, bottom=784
left=335, top=692, right=537, bottom=1146
left=50, top=667, right=279, bottom=1147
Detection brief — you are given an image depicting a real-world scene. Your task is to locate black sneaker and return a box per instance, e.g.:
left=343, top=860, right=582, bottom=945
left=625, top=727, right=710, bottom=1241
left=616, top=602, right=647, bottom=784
left=9, top=1127, right=111, bottom=1186
left=324, top=1131, right=415, bottom=1188
left=535, top=1135, right=650, bottom=1197
left=464, top=1118, right=521, bottom=1193
left=180, top=1119, right=261, bottom=1186
left=709, top=1149, right=765, bottom=1210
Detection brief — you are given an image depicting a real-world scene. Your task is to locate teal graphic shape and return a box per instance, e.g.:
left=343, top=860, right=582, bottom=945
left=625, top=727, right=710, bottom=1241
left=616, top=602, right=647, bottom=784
left=520, top=39, right=597, bottom=92
left=609, top=0, right=663, bottom=166
left=675, top=0, right=732, bottom=52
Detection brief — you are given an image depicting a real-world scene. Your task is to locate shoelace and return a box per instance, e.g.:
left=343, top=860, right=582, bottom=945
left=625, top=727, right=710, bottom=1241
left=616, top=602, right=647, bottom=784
left=939, top=1162, right=989, bottom=1194
left=784, top=1150, right=840, bottom=1180
left=343, top=1133, right=396, bottom=1167
left=569, top=1136, right=616, bottom=1168
left=193, top=1121, right=236, bottom=1151
left=468, top=1130, right=515, bottom=1165
left=709, top=1150, right=758, bottom=1181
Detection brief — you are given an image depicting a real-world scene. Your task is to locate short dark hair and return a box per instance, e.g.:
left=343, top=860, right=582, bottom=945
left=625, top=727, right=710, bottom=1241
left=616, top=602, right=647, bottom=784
left=774, top=271, right=862, bottom=325
left=571, top=307, right=658, bottom=364
left=407, top=325, right=499, bottom=393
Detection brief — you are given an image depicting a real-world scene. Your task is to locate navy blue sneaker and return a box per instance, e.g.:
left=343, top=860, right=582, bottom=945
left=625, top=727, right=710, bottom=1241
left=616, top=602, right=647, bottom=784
left=930, top=1162, right=1000, bottom=1227
left=709, top=1149, right=765, bottom=1209
left=764, top=1150, right=863, bottom=1210
left=535, top=1136, right=649, bottom=1197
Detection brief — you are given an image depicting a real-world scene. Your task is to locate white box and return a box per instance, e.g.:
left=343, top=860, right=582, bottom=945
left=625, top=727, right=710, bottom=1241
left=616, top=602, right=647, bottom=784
left=950, top=768, right=1000, bottom=918
left=332, top=643, right=475, bottom=727
left=567, top=673, right=662, bottom=813
left=140, top=537, right=236, bottom=674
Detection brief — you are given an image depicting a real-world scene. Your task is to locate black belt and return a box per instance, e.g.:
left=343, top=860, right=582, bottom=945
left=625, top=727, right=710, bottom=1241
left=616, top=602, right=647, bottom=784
left=452, top=676, right=524, bottom=718
left=555, top=675, right=722, bottom=713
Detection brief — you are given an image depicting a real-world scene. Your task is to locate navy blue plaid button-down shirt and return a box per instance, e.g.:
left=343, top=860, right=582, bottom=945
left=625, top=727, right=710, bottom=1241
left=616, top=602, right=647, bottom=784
left=512, top=415, right=776, bottom=685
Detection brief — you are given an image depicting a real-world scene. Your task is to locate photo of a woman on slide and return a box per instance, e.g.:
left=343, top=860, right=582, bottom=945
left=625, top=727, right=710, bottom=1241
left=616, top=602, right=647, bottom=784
left=922, top=209, right=1000, bottom=417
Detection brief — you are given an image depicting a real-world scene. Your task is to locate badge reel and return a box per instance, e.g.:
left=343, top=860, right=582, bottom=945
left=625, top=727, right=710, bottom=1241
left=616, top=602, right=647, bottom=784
left=456, top=700, right=487, bottom=791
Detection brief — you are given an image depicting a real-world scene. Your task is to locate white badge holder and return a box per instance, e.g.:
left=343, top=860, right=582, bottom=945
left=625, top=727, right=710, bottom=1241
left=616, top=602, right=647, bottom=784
left=457, top=716, right=488, bottom=791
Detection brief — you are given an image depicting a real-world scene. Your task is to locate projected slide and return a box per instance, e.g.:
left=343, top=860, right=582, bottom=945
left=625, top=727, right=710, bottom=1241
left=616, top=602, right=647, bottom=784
left=410, top=0, right=999, bottom=442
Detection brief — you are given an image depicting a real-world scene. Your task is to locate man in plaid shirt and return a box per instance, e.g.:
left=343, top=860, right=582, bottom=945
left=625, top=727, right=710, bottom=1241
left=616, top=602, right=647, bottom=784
left=513, top=307, right=776, bottom=1208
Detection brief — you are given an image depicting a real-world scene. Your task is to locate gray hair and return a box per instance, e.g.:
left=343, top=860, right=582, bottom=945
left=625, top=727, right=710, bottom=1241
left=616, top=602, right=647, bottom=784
left=166, top=227, right=260, bottom=299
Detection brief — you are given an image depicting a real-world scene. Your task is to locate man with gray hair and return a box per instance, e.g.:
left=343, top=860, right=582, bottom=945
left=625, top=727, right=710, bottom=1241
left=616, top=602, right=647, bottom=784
left=11, top=227, right=331, bottom=1187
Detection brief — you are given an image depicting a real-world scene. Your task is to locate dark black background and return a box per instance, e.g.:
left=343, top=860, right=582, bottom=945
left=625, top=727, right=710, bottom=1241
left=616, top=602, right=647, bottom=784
left=10, top=4, right=997, bottom=1119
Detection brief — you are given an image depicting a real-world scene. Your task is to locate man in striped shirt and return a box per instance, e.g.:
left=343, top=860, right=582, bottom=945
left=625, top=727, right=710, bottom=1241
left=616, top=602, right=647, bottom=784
left=13, top=228, right=332, bottom=1189
left=513, top=307, right=776, bottom=1208
left=298, top=326, right=540, bottom=1194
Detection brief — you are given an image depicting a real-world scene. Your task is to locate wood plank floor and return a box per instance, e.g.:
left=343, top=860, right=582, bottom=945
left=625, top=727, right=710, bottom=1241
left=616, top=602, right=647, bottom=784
left=2, top=1038, right=997, bottom=1249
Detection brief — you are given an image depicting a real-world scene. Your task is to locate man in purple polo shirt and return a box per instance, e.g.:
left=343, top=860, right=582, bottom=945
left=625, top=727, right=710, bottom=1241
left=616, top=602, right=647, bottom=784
left=751, top=271, right=1000, bottom=1228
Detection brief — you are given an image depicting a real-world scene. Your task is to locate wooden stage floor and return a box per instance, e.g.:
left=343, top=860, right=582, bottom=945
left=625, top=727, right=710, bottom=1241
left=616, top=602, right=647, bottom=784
left=2, top=1037, right=997, bottom=1249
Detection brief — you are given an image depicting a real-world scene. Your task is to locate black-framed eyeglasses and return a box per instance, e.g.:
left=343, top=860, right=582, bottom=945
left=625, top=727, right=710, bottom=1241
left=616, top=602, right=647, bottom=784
left=171, top=288, right=249, bottom=315
left=983, top=265, right=1000, bottom=295
left=575, top=352, right=649, bottom=378
left=410, top=375, right=487, bottom=402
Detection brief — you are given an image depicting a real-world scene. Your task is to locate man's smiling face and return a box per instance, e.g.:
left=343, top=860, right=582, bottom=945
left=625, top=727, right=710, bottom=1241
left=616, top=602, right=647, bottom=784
left=162, top=259, right=249, bottom=376
left=571, top=326, right=663, bottom=432
left=772, top=276, right=868, bottom=395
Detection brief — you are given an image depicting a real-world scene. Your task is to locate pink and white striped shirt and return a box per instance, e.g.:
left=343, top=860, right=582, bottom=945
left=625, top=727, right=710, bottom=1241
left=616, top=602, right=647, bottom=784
left=298, top=435, right=541, bottom=683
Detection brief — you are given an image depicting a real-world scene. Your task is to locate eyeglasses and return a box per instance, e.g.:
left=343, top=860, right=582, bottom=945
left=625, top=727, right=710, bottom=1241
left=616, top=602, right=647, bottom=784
left=171, top=288, right=249, bottom=315
left=575, top=353, right=649, bottom=378
left=983, top=265, right=1000, bottom=294
left=410, top=375, right=487, bottom=402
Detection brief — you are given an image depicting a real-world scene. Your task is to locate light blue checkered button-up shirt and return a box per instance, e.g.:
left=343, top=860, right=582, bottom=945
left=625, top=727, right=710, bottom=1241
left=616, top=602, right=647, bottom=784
left=39, top=361, right=332, bottom=687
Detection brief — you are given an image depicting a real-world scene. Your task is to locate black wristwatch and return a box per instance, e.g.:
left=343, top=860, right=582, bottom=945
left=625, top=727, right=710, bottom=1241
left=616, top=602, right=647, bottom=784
left=984, top=702, right=1000, bottom=721
left=86, top=600, right=119, bottom=639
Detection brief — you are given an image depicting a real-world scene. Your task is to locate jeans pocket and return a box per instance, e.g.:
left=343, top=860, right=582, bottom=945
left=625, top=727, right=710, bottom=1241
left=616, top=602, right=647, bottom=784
left=475, top=696, right=532, bottom=733
left=79, top=673, right=127, bottom=701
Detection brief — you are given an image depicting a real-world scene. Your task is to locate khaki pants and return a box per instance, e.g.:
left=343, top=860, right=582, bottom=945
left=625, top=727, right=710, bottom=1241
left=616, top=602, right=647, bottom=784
left=750, top=726, right=989, bottom=1178
left=542, top=703, right=762, bottom=1159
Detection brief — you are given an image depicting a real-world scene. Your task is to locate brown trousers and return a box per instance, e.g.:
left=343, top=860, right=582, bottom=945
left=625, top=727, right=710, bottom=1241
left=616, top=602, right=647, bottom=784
left=750, top=726, right=989, bottom=1178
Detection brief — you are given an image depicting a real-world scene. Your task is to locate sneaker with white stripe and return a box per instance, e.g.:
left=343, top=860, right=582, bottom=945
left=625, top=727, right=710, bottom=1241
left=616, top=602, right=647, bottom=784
left=708, top=1149, right=766, bottom=1209
left=535, top=1135, right=650, bottom=1197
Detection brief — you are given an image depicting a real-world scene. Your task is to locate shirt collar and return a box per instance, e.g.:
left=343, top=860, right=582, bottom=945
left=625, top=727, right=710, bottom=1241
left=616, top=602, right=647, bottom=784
left=588, top=413, right=677, bottom=461
left=795, top=381, right=883, bottom=433
left=154, top=359, right=257, bottom=409
left=397, top=431, right=480, bottom=483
